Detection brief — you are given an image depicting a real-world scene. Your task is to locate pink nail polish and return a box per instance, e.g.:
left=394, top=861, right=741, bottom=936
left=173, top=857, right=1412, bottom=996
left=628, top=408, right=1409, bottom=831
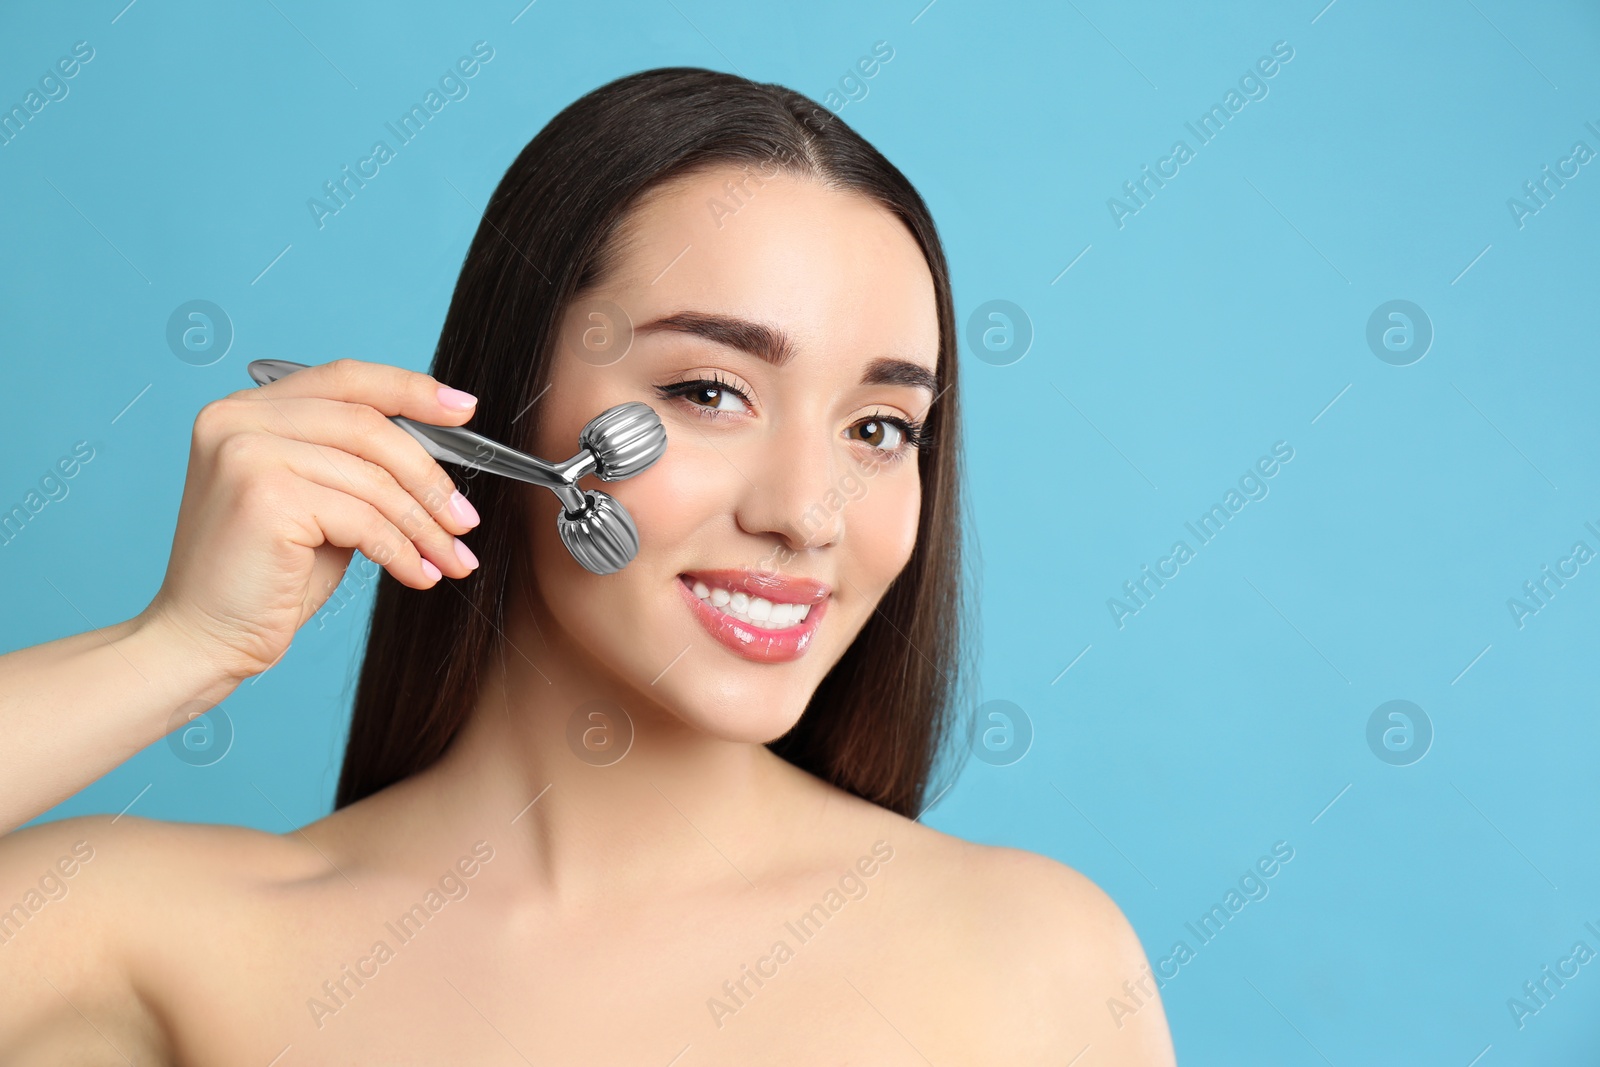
left=438, top=385, right=478, bottom=410
left=449, top=489, right=480, bottom=528
left=454, top=537, right=479, bottom=570
left=421, top=559, right=442, bottom=582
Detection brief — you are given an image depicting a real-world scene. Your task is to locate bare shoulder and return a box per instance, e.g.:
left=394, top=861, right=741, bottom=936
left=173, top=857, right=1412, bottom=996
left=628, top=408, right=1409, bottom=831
left=845, top=807, right=1177, bottom=1066
left=0, top=810, right=316, bottom=915
left=956, top=837, right=1144, bottom=967
left=0, top=813, right=308, bottom=1062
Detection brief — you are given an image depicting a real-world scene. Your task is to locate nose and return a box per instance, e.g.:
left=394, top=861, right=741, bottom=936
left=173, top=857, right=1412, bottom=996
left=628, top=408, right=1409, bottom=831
left=735, top=425, right=845, bottom=554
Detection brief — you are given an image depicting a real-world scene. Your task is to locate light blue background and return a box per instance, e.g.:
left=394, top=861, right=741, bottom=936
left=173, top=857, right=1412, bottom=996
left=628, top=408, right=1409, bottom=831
left=3, top=1, right=1597, bottom=1062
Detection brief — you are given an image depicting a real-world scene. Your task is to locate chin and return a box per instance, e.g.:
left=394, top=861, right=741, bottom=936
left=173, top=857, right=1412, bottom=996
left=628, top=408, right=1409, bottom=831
left=655, top=674, right=812, bottom=745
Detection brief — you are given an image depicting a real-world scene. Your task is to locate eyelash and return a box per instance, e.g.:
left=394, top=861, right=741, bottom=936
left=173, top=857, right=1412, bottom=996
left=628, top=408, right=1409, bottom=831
left=654, top=373, right=928, bottom=461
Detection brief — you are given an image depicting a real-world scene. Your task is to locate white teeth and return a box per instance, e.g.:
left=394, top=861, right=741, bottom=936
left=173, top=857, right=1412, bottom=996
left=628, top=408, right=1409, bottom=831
left=685, top=578, right=815, bottom=631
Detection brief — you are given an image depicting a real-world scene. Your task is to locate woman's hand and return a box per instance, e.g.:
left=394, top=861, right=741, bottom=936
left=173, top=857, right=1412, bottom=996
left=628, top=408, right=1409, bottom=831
left=140, top=357, right=485, bottom=685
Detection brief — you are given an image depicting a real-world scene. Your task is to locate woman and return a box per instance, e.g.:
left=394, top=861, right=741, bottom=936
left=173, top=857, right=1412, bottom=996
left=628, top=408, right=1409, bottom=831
left=0, top=68, right=1174, bottom=1063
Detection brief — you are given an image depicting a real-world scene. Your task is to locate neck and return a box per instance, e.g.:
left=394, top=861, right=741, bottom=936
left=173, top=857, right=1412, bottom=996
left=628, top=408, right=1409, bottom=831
left=414, top=573, right=814, bottom=904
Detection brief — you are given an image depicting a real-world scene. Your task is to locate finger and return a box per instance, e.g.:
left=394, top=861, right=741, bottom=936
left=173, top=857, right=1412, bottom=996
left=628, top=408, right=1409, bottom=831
left=205, top=394, right=483, bottom=539
left=290, top=480, right=444, bottom=589
left=227, top=357, right=479, bottom=427
left=266, top=433, right=479, bottom=579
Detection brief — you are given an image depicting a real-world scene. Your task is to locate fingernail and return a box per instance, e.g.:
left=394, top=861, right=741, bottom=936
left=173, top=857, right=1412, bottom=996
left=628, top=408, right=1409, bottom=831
left=421, top=559, right=442, bottom=582
left=449, top=489, right=480, bottom=528
left=438, top=385, right=478, bottom=410
left=454, top=537, right=479, bottom=570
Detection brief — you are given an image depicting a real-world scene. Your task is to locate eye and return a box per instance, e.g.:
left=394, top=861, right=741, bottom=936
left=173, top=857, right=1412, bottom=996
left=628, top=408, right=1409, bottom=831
left=849, top=413, right=925, bottom=459
left=853, top=416, right=904, bottom=450
left=653, top=372, right=752, bottom=417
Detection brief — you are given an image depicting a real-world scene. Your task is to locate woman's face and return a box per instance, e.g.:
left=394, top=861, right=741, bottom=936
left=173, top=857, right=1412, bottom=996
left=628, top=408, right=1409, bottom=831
left=523, top=164, right=940, bottom=743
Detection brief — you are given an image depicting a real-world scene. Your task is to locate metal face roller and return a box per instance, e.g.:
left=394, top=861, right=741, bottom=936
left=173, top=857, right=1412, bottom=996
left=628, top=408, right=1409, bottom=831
left=246, top=359, right=667, bottom=575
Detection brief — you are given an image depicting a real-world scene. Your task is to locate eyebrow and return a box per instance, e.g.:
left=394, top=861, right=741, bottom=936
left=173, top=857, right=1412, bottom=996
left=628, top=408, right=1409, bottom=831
left=634, top=310, right=938, bottom=395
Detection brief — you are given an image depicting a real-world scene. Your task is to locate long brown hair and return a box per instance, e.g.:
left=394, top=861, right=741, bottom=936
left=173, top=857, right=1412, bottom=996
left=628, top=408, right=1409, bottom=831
left=336, top=67, right=978, bottom=819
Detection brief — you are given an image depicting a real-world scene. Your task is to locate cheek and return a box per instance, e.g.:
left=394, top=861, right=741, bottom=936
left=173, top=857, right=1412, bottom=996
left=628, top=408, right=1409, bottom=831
left=620, top=447, right=725, bottom=553
left=853, top=467, right=920, bottom=580
left=521, top=445, right=725, bottom=672
left=523, top=483, right=676, bottom=693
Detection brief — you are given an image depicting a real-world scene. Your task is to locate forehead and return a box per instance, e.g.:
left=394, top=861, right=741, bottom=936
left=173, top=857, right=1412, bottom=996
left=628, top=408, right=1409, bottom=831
left=599, top=165, right=940, bottom=377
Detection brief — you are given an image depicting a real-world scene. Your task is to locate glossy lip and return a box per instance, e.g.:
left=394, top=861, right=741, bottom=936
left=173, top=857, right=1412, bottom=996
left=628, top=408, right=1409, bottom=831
left=677, top=568, right=831, bottom=605
left=675, top=574, right=828, bottom=663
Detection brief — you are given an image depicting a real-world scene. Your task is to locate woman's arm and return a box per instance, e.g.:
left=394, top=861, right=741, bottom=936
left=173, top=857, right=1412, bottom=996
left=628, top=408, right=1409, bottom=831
left=0, top=611, right=238, bottom=836
left=0, top=358, right=488, bottom=1058
left=0, top=814, right=174, bottom=1063
left=0, top=358, right=485, bottom=838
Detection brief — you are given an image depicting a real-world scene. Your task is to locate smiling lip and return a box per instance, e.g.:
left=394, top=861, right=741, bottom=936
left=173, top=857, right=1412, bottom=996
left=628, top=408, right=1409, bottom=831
left=676, top=569, right=830, bottom=663
left=678, top=568, right=831, bottom=604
